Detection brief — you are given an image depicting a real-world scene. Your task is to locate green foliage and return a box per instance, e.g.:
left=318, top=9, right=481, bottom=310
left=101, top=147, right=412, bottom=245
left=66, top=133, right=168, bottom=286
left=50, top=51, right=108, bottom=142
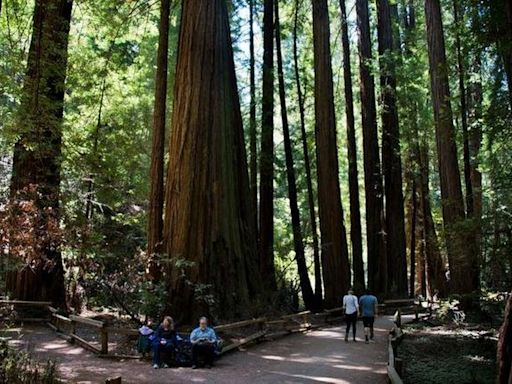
left=0, top=339, right=58, bottom=384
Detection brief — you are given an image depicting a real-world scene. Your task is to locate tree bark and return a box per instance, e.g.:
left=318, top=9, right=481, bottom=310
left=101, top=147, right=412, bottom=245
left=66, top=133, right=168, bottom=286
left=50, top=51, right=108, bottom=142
left=497, top=293, right=512, bottom=384
left=259, top=0, right=276, bottom=290
left=275, top=0, right=316, bottom=311
left=311, top=0, right=351, bottom=307
left=425, top=0, right=478, bottom=294
left=376, top=0, right=408, bottom=297
left=147, top=0, right=171, bottom=282
left=162, top=0, right=258, bottom=322
left=340, top=0, right=364, bottom=293
left=356, top=0, right=387, bottom=295
left=293, top=0, right=322, bottom=304
left=8, top=0, right=73, bottom=307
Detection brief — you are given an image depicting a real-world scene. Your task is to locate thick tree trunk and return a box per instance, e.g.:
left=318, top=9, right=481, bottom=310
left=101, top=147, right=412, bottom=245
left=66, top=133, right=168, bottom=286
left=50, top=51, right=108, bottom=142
left=249, top=0, right=258, bottom=237
left=259, top=0, right=276, bottom=290
left=8, top=0, right=72, bottom=307
left=147, top=0, right=171, bottom=282
left=311, top=0, right=351, bottom=307
left=497, top=293, right=512, bottom=384
left=425, top=0, right=478, bottom=294
left=294, top=0, right=322, bottom=304
left=356, top=0, right=387, bottom=295
left=275, top=1, right=316, bottom=311
left=376, top=0, right=408, bottom=297
left=162, top=0, right=257, bottom=322
left=340, top=0, right=364, bottom=293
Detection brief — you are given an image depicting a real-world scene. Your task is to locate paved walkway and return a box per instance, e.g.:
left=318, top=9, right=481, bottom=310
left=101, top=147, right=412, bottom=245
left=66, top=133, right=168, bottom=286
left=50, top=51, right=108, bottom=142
left=7, top=316, right=392, bottom=383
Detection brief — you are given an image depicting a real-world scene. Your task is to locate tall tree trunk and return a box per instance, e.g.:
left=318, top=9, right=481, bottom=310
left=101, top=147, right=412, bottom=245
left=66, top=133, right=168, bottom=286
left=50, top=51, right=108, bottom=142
left=249, top=0, right=258, bottom=237
left=497, top=293, right=512, bottom=384
left=8, top=0, right=72, bottom=307
left=419, top=141, right=446, bottom=297
left=147, top=0, right=171, bottom=282
left=376, top=0, right=408, bottom=297
left=259, top=0, right=276, bottom=290
left=162, top=0, right=257, bottom=322
left=356, top=0, right=387, bottom=295
left=275, top=0, right=316, bottom=311
left=293, top=0, right=323, bottom=303
left=311, top=0, right=351, bottom=307
left=340, top=0, right=364, bottom=293
left=425, top=0, right=478, bottom=294
left=409, top=179, right=417, bottom=297
left=452, top=0, right=473, bottom=217
left=84, top=79, right=106, bottom=223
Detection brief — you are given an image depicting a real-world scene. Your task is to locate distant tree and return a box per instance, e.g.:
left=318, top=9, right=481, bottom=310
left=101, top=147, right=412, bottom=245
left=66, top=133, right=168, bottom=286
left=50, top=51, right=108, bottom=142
left=339, top=0, right=364, bottom=293
left=249, top=0, right=258, bottom=236
left=293, top=0, right=323, bottom=303
left=425, top=0, right=479, bottom=293
left=147, top=0, right=171, bottom=282
left=259, top=0, right=276, bottom=290
left=311, top=0, right=350, bottom=307
left=162, top=0, right=258, bottom=322
left=356, top=0, right=387, bottom=294
left=376, top=0, right=408, bottom=297
left=7, top=0, right=73, bottom=306
left=275, top=0, right=317, bottom=311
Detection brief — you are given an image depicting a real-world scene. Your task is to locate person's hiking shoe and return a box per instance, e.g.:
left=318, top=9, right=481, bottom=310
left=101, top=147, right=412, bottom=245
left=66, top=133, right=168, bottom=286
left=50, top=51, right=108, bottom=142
left=353, top=338, right=357, bottom=342
left=344, top=335, right=348, bottom=342
left=365, top=337, right=369, bottom=344
left=152, top=364, right=159, bottom=369
left=162, top=363, right=169, bottom=368
left=192, top=365, right=197, bottom=370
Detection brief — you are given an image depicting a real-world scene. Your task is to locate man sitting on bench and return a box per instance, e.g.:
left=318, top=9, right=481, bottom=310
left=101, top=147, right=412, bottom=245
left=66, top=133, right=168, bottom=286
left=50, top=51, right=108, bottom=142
left=190, top=316, right=218, bottom=369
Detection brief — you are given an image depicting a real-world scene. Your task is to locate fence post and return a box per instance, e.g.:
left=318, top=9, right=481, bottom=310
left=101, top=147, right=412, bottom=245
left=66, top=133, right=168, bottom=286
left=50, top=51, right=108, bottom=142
left=101, top=326, right=108, bottom=355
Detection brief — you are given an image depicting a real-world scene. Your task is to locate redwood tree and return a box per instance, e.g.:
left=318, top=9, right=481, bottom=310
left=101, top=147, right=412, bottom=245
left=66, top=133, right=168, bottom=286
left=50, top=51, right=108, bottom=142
left=7, top=0, right=73, bottom=306
left=259, top=0, right=276, bottom=289
left=425, top=0, right=478, bottom=293
left=275, top=0, right=316, bottom=311
left=293, top=0, right=322, bottom=302
left=312, top=0, right=350, bottom=307
left=376, top=0, right=408, bottom=297
left=340, top=0, right=364, bottom=293
left=356, top=0, right=387, bottom=294
left=162, top=0, right=257, bottom=321
left=147, top=0, right=171, bottom=281
left=249, top=0, right=258, bottom=235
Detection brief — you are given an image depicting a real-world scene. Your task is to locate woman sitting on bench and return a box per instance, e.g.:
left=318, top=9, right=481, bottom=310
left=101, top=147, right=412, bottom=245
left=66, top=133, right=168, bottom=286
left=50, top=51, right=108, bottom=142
left=152, top=316, right=177, bottom=369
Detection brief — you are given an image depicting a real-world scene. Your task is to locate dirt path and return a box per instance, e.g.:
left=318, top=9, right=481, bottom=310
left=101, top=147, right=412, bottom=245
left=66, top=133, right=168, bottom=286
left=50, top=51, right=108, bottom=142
left=7, top=316, right=392, bottom=383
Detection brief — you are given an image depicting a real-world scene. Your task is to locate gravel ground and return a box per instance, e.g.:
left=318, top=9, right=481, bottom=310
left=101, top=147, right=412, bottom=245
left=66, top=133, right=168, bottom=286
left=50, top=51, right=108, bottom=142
left=6, top=316, right=393, bottom=384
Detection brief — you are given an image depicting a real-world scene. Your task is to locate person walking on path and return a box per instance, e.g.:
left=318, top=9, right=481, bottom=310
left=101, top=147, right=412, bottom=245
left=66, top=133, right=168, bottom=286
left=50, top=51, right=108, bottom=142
left=359, top=290, right=378, bottom=343
left=343, top=288, right=360, bottom=342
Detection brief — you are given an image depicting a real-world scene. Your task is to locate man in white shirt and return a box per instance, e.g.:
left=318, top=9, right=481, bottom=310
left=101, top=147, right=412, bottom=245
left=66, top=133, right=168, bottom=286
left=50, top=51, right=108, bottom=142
left=342, top=288, right=359, bottom=342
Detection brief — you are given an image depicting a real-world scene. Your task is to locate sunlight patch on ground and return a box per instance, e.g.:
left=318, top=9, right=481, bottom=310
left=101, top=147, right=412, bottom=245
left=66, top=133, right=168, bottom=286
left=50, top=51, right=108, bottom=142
left=268, top=371, right=352, bottom=383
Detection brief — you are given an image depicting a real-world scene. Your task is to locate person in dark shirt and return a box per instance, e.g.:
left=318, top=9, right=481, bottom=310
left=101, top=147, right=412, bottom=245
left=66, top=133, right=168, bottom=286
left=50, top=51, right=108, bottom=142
left=152, top=316, right=177, bottom=369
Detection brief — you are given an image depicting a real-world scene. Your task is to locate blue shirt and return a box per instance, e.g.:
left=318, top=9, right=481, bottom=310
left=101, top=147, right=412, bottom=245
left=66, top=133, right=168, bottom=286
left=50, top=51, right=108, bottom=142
left=190, top=326, right=218, bottom=343
left=359, top=294, right=378, bottom=317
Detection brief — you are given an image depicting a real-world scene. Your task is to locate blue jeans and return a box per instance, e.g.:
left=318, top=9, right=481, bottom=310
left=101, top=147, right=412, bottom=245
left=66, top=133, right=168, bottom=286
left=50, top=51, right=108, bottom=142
left=152, top=339, right=175, bottom=366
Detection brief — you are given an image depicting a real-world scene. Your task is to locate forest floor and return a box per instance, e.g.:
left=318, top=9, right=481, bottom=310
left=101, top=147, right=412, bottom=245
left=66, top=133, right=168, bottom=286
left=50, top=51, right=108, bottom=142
left=397, top=311, right=499, bottom=384
left=6, top=316, right=394, bottom=383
